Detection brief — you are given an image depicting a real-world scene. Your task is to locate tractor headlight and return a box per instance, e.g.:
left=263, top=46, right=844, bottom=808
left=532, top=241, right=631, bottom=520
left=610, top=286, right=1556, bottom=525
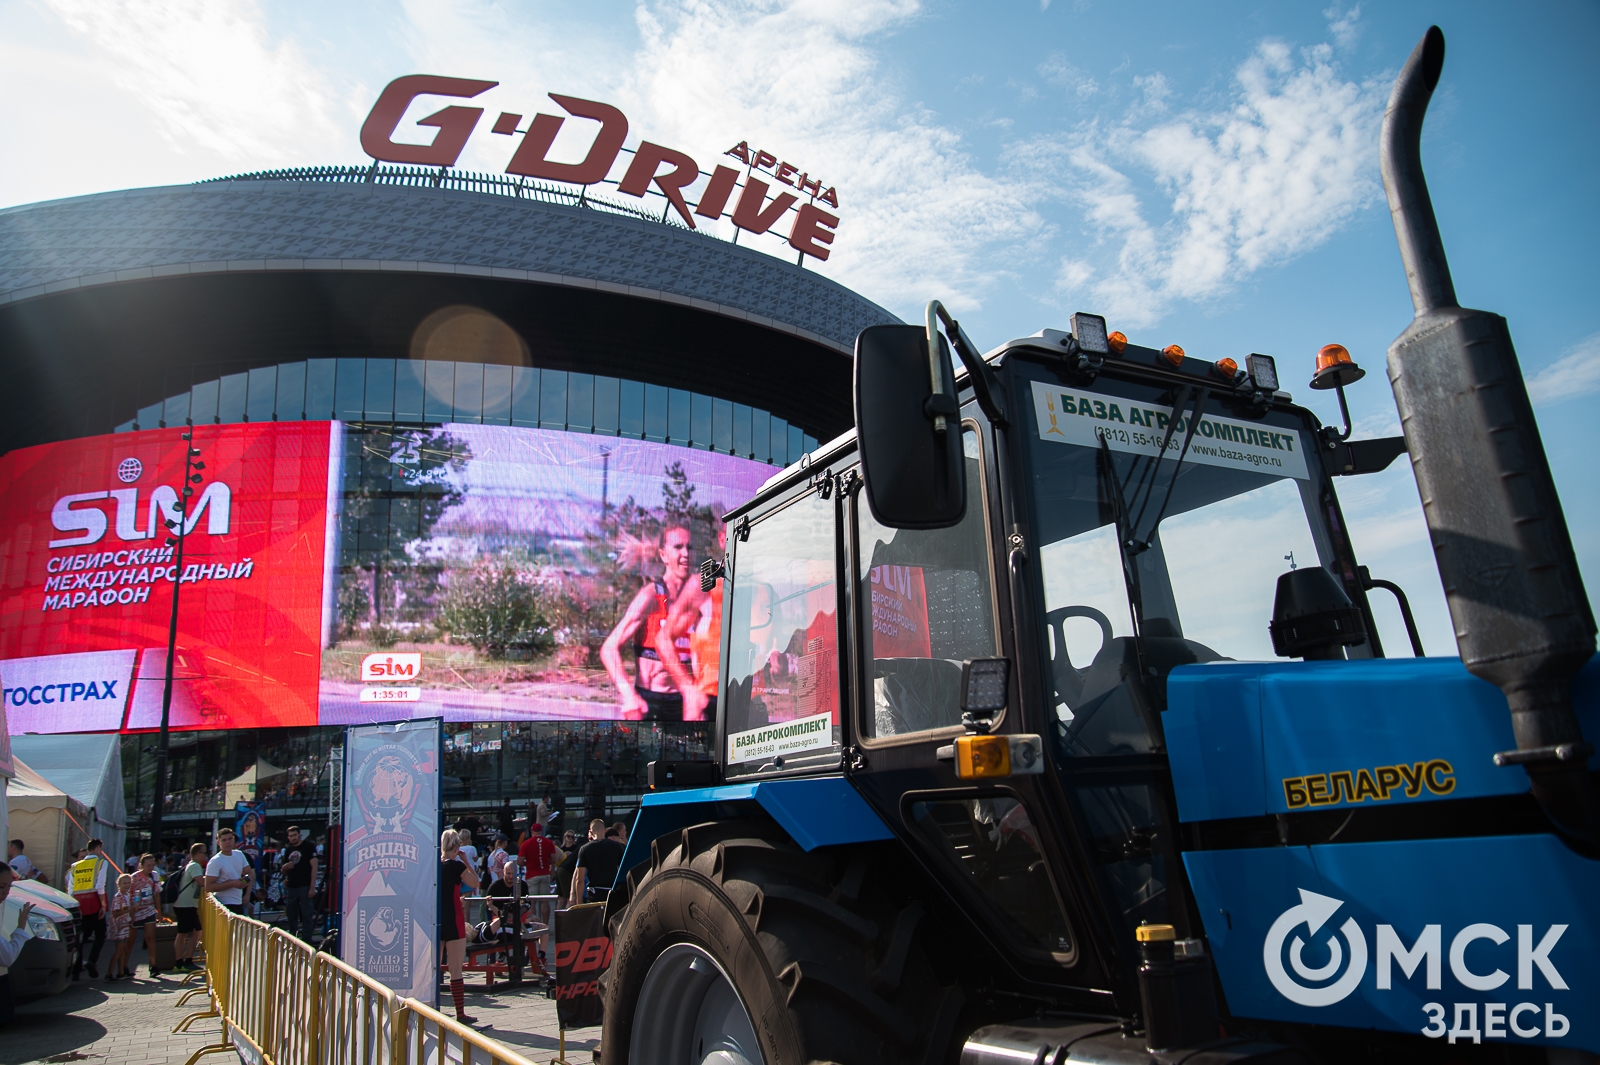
left=26, top=912, right=60, bottom=941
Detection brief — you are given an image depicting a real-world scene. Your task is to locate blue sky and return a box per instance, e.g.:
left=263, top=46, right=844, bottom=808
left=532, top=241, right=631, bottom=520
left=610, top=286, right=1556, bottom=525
left=1, top=0, right=1595, bottom=653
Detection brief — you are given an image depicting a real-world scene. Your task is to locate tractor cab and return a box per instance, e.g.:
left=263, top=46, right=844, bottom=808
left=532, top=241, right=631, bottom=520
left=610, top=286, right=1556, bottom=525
left=699, top=308, right=1410, bottom=1006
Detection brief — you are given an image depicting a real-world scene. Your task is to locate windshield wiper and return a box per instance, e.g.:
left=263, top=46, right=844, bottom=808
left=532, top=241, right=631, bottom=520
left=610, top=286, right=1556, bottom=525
left=1129, top=387, right=1210, bottom=549
left=1102, top=385, right=1210, bottom=558
left=1096, top=431, right=1147, bottom=632
left=1123, top=384, right=1193, bottom=530
left=1094, top=387, right=1210, bottom=642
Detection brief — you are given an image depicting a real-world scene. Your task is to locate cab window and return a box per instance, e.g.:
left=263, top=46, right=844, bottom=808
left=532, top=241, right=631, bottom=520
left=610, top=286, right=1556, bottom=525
left=908, top=794, right=1074, bottom=958
left=856, top=429, right=996, bottom=739
left=722, top=490, right=841, bottom=772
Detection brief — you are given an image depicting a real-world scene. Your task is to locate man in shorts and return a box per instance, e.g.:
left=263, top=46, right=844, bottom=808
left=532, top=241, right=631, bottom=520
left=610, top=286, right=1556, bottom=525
left=601, top=525, right=695, bottom=720
left=171, top=843, right=207, bottom=971
left=204, top=829, right=252, bottom=914
left=518, top=825, right=563, bottom=927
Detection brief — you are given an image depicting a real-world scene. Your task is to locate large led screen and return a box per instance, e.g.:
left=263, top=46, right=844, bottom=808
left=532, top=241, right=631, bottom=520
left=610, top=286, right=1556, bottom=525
left=1, top=421, right=777, bottom=733
left=0, top=423, right=336, bottom=733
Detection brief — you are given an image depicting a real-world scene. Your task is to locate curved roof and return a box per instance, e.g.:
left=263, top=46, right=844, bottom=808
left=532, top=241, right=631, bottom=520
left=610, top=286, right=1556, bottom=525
left=0, top=172, right=897, bottom=353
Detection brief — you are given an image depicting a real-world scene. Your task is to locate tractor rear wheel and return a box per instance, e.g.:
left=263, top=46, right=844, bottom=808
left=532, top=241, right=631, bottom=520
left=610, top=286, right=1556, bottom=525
left=601, top=819, right=963, bottom=1065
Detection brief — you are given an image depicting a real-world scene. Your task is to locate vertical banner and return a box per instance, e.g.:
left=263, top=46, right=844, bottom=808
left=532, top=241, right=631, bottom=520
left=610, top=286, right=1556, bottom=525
left=235, top=801, right=267, bottom=902
left=341, top=719, right=441, bottom=1006
left=552, top=904, right=610, bottom=1029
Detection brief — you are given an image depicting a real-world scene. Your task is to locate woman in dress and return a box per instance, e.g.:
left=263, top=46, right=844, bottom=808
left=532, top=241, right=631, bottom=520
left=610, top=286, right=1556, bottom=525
left=439, top=829, right=480, bottom=1024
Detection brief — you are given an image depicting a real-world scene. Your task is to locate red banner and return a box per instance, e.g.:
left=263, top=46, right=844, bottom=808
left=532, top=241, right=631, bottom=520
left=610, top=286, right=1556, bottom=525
left=0, top=423, right=335, bottom=733
left=551, top=904, right=610, bottom=1028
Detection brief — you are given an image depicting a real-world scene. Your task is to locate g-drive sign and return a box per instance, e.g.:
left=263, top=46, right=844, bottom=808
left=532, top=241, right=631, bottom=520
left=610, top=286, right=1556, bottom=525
left=362, top=653, right=422, bottom=682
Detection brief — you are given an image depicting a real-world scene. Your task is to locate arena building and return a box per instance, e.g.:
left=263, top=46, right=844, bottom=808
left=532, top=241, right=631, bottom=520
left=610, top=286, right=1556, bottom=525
left=0, top=157, right=897, bottom=852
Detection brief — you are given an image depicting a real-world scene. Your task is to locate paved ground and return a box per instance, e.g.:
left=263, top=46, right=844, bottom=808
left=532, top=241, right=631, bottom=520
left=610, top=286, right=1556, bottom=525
left=2, top=966, right=599, bottom=1065
left=445, top=973, right=602, bottom=1062
left=3, top=970, right=225, bottom=1065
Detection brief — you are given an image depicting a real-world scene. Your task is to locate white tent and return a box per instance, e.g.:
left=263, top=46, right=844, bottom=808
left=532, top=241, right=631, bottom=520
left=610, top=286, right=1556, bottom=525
left=10, top=734, right=127, bottom=863
left=225, top=758, right=287, bottom=807
left=7, top=757, right=91, bottom=886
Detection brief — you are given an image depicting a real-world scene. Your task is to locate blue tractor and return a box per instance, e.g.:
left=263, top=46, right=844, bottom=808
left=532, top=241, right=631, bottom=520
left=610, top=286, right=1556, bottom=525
left=601, top=28, right=1597, bottom=1064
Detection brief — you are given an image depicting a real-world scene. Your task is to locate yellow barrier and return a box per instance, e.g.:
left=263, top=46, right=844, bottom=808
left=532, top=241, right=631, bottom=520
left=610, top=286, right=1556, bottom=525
left=177, top=896, right=541, bottom=1065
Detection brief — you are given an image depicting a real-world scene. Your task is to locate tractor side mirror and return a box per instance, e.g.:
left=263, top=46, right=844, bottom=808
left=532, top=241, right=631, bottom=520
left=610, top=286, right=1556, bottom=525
left=853, top=324, right=966, bottom=529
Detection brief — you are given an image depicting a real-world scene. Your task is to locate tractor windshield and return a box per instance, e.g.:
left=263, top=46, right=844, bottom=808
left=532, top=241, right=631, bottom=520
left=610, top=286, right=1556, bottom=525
left=1021, top=373, right=1332, bottom=937
left=1024, top=376, right=1330, bottom=741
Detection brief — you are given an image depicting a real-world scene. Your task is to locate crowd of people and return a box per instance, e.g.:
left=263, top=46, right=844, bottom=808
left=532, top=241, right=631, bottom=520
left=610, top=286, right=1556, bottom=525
left=9, top=823, right=325, bottom=993
left=434, top=814, right=629, bottom=1026
left=9, top=798, right=637, bottom=1029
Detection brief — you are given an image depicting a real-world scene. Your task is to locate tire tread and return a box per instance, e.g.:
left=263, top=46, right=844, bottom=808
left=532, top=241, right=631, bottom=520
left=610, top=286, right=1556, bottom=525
left=602, top=818, right=960, bottom=1065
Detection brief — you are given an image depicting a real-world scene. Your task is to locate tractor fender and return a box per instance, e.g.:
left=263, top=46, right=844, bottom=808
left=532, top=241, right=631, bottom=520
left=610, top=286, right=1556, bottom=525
left=615, top=775, right=894, bottom=893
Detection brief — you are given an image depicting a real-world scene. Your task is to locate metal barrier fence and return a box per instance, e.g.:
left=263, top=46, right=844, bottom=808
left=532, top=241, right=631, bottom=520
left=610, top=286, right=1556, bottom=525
left=176, top=896, right=542, bottom=1065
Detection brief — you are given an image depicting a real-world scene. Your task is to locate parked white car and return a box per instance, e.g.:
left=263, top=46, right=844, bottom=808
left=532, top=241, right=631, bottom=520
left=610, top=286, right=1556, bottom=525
left=2, top=877, right=79, bottom=1000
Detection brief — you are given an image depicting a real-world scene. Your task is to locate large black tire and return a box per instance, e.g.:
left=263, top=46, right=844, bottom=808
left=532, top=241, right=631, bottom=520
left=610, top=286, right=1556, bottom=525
left=601, top=818, right=964, bottom=1065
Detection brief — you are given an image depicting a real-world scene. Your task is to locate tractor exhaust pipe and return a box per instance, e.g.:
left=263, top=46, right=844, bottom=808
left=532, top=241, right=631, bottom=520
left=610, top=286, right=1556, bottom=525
left=1382, top=26, right=1598, bottom=847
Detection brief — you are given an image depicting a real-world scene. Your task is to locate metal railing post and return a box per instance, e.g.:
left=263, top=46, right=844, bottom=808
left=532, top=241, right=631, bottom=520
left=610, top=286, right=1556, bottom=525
left=389, top=997, right=407, bottom=1065
left=262, top=929, right=278, bottom=1062
left=308, top=951, right=322, bottom=1065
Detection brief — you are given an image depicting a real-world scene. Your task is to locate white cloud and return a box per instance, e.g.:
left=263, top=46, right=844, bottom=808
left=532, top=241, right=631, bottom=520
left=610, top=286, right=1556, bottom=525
left=1039, top=53, right=1099, bottom=100
left=1133, top=72, right=1171, bottom=114
left=41, top=0, right=349, bottom=166
left=619, top=0, right=1046, bottom=313
left=1033, top=40, right=1387, bottom=326
left=1323, top=3, right=1363, bottom=50
left=1527, top=332, right=1600, bottom=406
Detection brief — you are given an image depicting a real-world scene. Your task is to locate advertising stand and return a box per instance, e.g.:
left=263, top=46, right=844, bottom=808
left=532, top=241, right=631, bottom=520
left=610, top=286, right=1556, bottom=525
left=339, top=718, right=443, bottom=1007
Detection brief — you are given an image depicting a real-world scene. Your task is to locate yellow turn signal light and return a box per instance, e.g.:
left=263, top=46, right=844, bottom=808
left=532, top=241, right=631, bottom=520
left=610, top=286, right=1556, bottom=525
left=1215, top=357, right=1239, bottom=378
left=944, top=734, right=1045, bottom=779
left=1108, top=330, right=1128, bottom=356
left=1162, top=344, right=1185, bottom=367
left=956, top=735, right=1010, bottom=778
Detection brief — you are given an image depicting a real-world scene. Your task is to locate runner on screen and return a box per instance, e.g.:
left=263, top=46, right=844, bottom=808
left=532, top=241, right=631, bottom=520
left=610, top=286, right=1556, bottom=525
left=656, top=524, right=726, bottom=723
left=600, top=525, right=694, bottom=720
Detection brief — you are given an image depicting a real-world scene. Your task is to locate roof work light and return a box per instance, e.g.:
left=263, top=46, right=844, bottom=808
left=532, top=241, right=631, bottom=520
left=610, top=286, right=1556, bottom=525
left=1247, top=354, right=1279, bottom=392
left=1070, top=313, right=1110, bottom=357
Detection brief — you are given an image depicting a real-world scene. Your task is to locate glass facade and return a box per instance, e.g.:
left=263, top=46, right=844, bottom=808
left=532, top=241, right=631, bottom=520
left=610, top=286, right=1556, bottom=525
left=124, top=720, right=714, bottom=843
left=118, top=358, right=819, bottom=467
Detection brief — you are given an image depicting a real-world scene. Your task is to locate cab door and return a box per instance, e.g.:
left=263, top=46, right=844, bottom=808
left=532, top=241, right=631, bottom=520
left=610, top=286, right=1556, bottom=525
left=842, top=420, right=1105, bottom=1000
